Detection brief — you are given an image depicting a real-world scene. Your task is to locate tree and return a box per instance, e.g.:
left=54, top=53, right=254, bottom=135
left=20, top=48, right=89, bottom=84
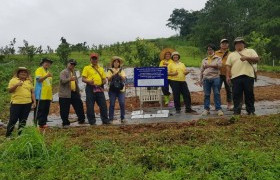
left=18, top=40, right=37, bottom=61
left=166, top=0, right=280, bottom=61
left=134, top=38, right=160, bottom=67
left=167, top=9, right=199, bottom=36
left=56, top=37, right=71, bottom=65
left=46, top=46, right=54, bottom=54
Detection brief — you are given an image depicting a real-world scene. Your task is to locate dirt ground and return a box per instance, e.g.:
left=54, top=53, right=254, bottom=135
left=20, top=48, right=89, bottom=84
left=48, top=71, right=280, bottom=115
left=49, top=83, right=280, bottom=116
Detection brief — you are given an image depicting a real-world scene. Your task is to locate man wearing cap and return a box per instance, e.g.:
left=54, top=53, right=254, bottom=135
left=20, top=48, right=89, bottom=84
left=82, top=53, right=110, bottom=125
left=215, top=39, right=232, bottom=110
left=6, top=67, right=36, bottom=137
left=58, top=59, right=85, bottom=127
left=226, top=37, right=260, bottom=115
left=34, top=58, right=53, bottom=129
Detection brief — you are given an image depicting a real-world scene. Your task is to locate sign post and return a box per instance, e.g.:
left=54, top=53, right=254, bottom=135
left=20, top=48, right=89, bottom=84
left=133, top=67, right=168, bottom=116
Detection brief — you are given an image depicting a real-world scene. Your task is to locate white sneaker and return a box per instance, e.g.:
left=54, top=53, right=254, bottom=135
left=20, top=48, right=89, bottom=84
left=201, top=110, right=210, bottom=116
left=217, top=110, right=224, bottom=116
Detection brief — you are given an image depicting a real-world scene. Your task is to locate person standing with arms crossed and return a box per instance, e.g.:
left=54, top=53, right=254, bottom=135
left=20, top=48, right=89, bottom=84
left=226, top=37, right=260, bottom=115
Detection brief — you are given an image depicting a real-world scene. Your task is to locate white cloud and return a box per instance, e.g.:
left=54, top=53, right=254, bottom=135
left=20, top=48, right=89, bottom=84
left=0, top=0, right=207, bottom=49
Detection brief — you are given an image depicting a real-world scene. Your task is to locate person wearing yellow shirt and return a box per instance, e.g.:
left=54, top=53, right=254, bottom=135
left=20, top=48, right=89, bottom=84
left=58, top=59, right=85, bottom=127
left=168, top=51, right=197, bottom=114
left=82, top=53, right=110, bottom=125
left=107, top=56, right=126, bottom=123
left=34, top=58, right=53, bottom=129
left=226, top=37, right=260, bottom=115
left=200, top=44, right=223, bottom=116
left=159, top=48, right=174, bottom=105
left=6, top=67, right=36, bottom=137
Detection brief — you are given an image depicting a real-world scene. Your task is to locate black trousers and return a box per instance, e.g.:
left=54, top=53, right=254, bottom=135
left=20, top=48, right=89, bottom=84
left=34, top=100, right=51, bottom=126
left=59, top=91, right=85, bottom=126
left=6, top=103, right=31, bottom=137
left=170, top=80, right=192, bottom=111
left=85, top=85, right=109, bottom=125
left=232, top=75, right=255, bottom=114
left=161, top=79, right=171, bottom=96
left=219, top=75, right=232, bottom=103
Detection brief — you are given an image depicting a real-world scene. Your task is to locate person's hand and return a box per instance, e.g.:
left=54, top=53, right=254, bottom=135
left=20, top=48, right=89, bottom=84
left=88, top=80, right=94, bottom=85
left=204, top=64, right=210, bottom=68
left=173, top=71, right=178, bottom=76
left=46, top=72, right=52, bottom=77
left=226, top=76, right=231, bottom=85
left=31, top=102, right=36, bottom=109
left=195, top=81, right=202, bottom=87
left=184, top=69, right=189, bottom=75
left=102, top=79, right=107, bottom=84
left=17, top=81, right=23, bottom=86
left=70, top=76, right=76, bottom=81
left=239, top=53, right=248, bottom=62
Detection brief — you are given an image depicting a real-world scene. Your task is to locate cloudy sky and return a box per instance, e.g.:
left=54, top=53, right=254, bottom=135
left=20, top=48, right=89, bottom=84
left=0, top=0, right=207, bottom=49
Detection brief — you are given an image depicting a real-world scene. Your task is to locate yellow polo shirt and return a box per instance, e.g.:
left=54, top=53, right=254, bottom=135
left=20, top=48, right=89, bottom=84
left=107, top=68, right=126, bottom=92
left=168, top=61, right=187, bottom=82
left=159, top=59, right=173, bottom=80
left=82, top=64, right=106, bottom=86
left=8, top=78, right=33, bottom=104
left=215, top=50, right=230, bottom=76
left=34, top=67, right=52, bottom=100
left=70, top=72, right=76, bottom=91
left=226, top=48, right=258, bottom=79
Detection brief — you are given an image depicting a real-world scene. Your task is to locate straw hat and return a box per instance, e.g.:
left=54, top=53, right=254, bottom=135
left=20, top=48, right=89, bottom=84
left=14, top=67, right=30, bottom=77
left=110, top=56, right=124, bottom=67
left=159, top=48, right=176, bottom=60
left=234, top=37, right=245, bottom=45
left=171, top=51, right=180, bottom=60
left=220, top=38, right=229, bottom=43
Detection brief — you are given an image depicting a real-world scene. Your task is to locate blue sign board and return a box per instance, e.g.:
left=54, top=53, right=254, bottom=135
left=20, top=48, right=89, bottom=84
left=134, top=67, right=167, bottom=87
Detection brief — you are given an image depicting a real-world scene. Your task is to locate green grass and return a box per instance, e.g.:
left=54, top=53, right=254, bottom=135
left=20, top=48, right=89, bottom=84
left=0, top=114, right=280, bottom=179
left=258, top=65, right=280, bottom=72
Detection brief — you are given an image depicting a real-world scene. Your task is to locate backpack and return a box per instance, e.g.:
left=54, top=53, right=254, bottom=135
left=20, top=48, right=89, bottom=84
left=108, top=68, right=124, bottom=92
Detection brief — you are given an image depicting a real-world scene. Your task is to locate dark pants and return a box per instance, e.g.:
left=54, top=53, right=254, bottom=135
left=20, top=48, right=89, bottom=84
left=35, top=100, right=51, bottom=126
left=109, top=91, right=125, bottom=120
left=85, top=85, right=109, bottom=125
left=161, top=79, right=171, bottom=96
left=59, top=91, right=85, bottom=126
left=6, top=103, right=31, bottom=137
left=170, top=80, right=192, bottom=111
left=219, top=75, right=232, bottom=103
left=232, top=75, right=255, bottom=114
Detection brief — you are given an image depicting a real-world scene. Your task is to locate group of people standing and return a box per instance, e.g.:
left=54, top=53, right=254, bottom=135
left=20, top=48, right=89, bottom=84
left=5, top=36, right=259, bottom=137
left=6, top=54, right=127, bottom=137
left=159, top=37, right=259, bottom=117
